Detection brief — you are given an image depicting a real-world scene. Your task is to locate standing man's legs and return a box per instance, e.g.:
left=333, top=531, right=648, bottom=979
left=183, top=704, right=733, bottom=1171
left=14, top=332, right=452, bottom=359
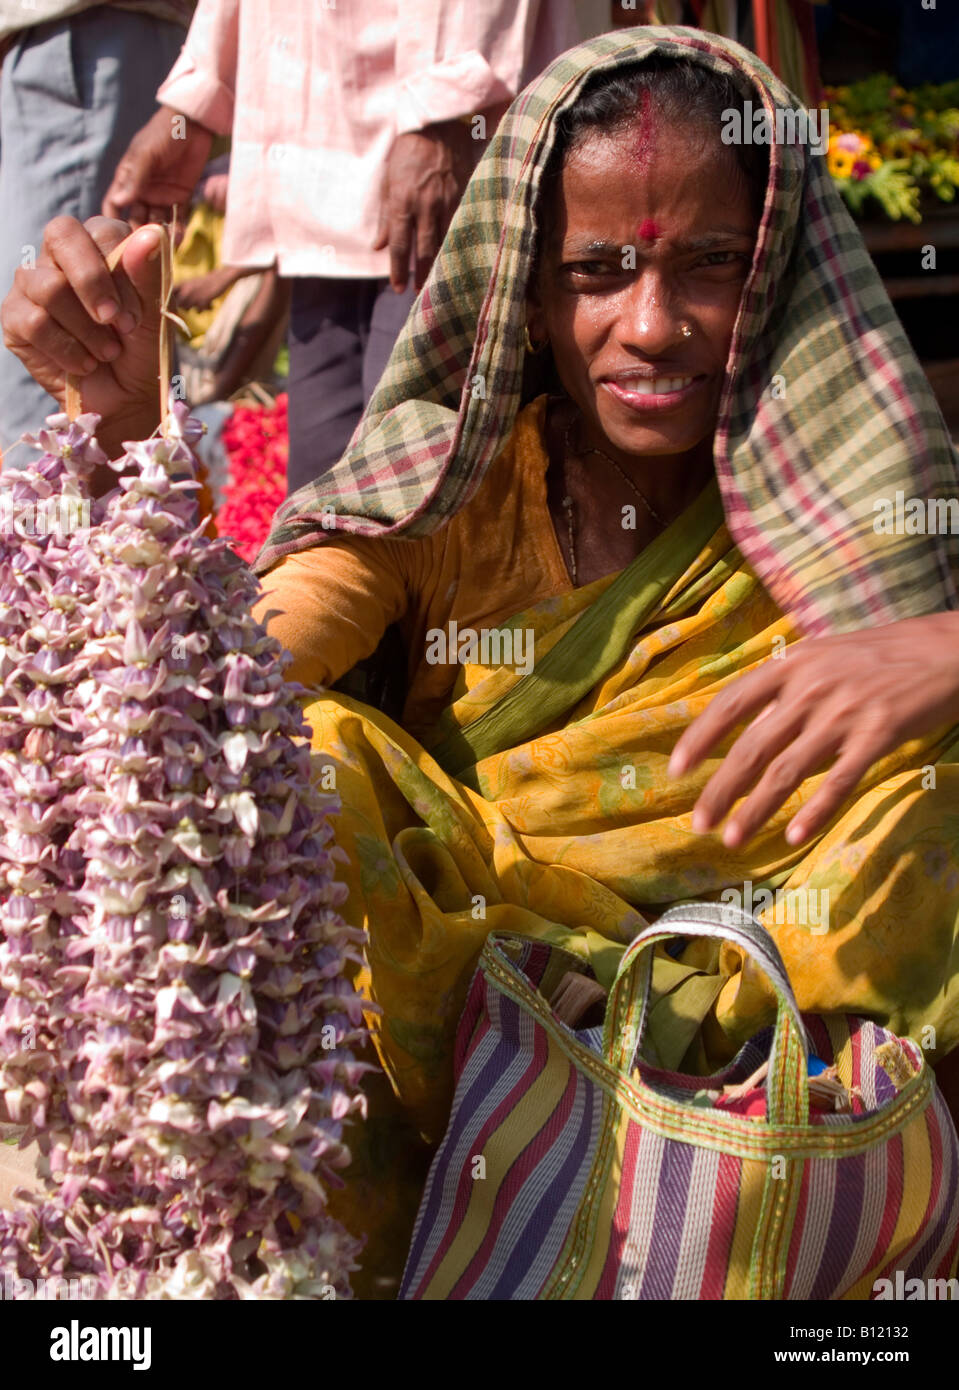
left=286, top=277, right=375, bottom=497
left=363, top=279, right=417, bottom=403
left=0, top=7, right=185, bottom=458
left=286, top=276, right=415, bottom=497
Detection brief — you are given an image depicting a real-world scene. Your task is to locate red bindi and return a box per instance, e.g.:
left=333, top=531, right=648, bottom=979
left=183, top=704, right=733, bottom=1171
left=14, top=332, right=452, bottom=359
left=637, top=218, right=661, bottom=242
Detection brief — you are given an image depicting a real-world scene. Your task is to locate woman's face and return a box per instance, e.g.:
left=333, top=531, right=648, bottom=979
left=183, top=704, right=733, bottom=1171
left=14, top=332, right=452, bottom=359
left=527, top=115, right=760, bottom=463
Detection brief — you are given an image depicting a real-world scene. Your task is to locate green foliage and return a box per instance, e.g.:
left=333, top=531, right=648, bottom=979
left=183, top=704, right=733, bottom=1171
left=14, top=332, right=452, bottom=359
left=837, top=160, right=921, bottom=223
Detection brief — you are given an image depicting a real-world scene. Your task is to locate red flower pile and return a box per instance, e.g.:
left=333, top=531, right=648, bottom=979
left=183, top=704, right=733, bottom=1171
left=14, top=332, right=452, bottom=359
left=217, top=394, right=288, bottom=563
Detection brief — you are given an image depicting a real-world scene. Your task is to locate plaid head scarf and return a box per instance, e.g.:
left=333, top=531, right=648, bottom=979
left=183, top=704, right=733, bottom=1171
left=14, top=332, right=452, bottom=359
left=254, top=25, right=959, bottom=637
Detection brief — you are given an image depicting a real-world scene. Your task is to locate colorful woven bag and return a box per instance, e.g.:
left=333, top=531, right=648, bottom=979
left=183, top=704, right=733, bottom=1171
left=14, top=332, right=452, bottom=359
left=399, top=903, right=959, bottom=1300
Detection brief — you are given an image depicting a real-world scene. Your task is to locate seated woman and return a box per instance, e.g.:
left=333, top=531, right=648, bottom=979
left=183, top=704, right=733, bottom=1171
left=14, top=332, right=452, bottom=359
left=5, top=29, right=959, bottom=1298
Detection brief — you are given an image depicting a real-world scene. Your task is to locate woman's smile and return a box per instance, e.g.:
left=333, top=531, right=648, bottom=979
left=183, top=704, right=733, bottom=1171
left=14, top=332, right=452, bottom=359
left=601, top=371, right=706, bottom=413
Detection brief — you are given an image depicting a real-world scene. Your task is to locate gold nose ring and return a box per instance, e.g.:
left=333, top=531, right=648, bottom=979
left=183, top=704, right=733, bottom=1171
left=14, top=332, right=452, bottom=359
left=680, top=323, right=693, bottom=339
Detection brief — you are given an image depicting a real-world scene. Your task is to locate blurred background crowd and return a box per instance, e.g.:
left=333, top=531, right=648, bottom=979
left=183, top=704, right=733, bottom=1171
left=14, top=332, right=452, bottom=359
left=0, top=0, right=956, bottom=561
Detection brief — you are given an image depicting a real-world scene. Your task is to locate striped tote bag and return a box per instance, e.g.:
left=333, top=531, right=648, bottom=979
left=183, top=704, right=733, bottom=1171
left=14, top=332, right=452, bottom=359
left=399, top=903, right=959, bottom=1300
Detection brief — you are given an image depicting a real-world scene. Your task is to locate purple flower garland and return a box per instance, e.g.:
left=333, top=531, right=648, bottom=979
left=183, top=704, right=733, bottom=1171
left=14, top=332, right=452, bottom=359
left=0, top=405, right=369, bottom=1298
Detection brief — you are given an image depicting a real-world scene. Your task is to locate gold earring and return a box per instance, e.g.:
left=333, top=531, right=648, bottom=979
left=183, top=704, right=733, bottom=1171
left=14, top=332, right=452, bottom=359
left=524, top=323, right=548, bottom=355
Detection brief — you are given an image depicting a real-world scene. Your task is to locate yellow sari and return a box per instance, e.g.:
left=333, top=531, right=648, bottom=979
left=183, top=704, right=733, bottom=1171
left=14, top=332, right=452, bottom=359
left=297, top=473, right=959, bottom=1295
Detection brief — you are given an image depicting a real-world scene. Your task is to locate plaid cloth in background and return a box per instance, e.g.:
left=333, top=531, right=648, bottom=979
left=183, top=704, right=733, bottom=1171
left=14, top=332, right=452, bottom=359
left=254, top=25, right=959, bottom=638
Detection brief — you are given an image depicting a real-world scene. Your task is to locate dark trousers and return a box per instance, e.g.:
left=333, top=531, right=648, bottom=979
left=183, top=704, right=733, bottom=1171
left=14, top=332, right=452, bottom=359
left=286, top=275, right=416, bottom=496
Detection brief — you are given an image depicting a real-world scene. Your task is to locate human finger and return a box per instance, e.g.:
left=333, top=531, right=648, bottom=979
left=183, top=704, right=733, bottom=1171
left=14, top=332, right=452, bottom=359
left=669, top=661, right=787, bottom=777
left=782, top=727, right=893, bottom=847
left=102, top=186, right=150, bottom=227
left=122, top=201, right=152, bottom=230
left=413, top=197, right=442, bottom=288
left=388, top=208, right=413, bottom=293
left=101, top=139, right=153, bottom=224
left=42, top=216, right=137, bottom=334
left=2, top=293, right=98, bottom=378
left=11, top=265, right=122, bottom=367
left=689, top=699, right=806, bottom=833
left=108, top=224, right=166, bottom=343
left=719, top=716, right=848, bottom=848
left=371, top=165, right=390, bottom=252
left=82, top=217, right=146, bottom=329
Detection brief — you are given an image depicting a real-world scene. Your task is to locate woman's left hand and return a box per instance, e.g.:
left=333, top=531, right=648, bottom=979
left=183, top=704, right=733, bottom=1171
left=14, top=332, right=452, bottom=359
left=668, top=611, right=959, bottom=849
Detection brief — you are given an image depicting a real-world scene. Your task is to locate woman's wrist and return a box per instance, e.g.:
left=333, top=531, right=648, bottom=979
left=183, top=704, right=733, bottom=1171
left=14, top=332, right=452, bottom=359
left=905, top=608, right=959, bottom=660
left=928, top=608, right=959, bottom=636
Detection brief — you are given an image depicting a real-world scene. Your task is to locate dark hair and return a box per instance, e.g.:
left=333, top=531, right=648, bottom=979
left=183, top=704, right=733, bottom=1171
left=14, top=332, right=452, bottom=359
left=537, top=56, right=769, bottom=238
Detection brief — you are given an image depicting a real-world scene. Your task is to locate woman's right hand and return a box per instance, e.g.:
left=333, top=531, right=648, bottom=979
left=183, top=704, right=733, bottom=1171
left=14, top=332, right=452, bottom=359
left=0, top=216, right=166, bottom=451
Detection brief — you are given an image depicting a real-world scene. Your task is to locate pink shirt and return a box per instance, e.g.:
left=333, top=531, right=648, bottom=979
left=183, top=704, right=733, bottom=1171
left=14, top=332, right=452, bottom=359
left=157, top=0, right=584, bottom=278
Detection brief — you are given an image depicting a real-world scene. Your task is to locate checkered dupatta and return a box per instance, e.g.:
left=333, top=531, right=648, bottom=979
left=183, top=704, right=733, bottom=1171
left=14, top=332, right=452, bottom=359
left=255, top=25, right=959, bottom=637
left=399, top=904, right=959, bottom=1300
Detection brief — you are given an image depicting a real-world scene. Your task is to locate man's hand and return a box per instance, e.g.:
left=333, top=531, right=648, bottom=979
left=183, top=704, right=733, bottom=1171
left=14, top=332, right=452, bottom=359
left=373, top=118, right=482, bottom=293
left=174, top=264, right=245, bottom=311
left=102, top=107, right=213, bottom=227
left=668, top=612, right=959, bottom=849
left=1, top=216, right=166, bottom=458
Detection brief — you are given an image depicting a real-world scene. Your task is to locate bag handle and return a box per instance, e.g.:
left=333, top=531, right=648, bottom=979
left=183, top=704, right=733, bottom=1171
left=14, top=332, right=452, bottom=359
left=64, top=223, right=175, bottom=430
left=602, top=901, right=810, bottom=1127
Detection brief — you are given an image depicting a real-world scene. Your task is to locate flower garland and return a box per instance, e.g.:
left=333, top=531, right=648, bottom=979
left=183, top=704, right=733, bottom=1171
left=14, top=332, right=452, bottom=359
left=0, top=403, right=369, bottom=1299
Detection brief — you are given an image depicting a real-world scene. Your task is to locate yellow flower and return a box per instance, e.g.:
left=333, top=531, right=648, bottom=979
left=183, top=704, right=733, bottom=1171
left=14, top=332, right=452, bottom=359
left=828, top=150, right=856, bottom=179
